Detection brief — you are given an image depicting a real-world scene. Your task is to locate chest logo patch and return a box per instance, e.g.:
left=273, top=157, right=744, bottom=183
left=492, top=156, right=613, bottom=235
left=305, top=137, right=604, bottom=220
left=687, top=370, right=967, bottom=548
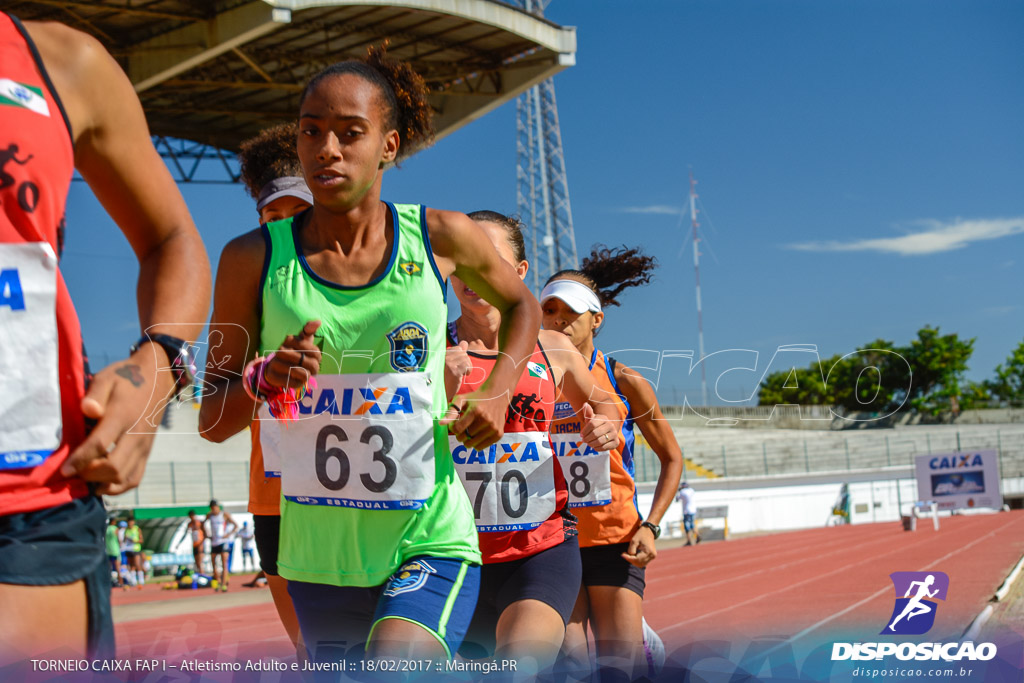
left=387, top=321, right=428, bottom=372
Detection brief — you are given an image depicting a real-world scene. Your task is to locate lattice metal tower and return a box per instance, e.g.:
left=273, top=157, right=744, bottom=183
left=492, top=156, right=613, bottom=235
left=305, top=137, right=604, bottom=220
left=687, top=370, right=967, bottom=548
left=512, top=0, right=579, bottom=294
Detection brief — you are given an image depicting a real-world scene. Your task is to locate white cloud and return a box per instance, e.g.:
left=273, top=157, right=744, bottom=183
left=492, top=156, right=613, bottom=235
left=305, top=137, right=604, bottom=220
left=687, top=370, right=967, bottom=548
left=983, top=305, right=1017, bottom=316
left=787, top=217, right=1024, bottom=256
left=618, top=205, right=686, bottom=216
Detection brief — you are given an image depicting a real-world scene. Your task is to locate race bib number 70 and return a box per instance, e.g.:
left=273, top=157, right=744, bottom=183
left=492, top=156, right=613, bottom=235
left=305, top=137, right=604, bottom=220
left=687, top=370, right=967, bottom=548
left=451, top=432, right=557, bottom=532
left=264, top=372, right=436, bottom=510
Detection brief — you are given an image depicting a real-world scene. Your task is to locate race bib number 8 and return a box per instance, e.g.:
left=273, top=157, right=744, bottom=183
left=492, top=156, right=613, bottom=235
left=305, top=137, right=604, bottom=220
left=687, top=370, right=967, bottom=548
left=0, top=243, right=61, bottom=470
left=264, top=372, right=436, bottom=510
left=451, top=432, right=557, bottom=532
left=552, top=433, right=612, bottom=508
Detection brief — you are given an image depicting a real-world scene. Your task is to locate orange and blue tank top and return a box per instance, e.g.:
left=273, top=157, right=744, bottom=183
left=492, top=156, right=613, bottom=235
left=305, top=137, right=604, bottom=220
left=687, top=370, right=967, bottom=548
left=550, top=349, right=640, bottom=546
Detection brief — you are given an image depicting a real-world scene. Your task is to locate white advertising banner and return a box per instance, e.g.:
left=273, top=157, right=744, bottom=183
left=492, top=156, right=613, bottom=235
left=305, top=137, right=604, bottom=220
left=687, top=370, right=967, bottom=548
left=914, top=450, right=1002, bottom=511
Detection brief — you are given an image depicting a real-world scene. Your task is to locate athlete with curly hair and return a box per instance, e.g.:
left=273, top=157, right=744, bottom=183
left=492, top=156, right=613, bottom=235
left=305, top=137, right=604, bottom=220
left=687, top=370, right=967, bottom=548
left=543, top=246, right=682, bottom=680
left=233, top=122, right=312, bottom=655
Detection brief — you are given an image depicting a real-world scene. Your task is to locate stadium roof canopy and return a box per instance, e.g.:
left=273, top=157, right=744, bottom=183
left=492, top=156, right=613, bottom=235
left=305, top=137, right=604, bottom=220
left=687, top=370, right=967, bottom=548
left=5, top=0, right=576, bottom=151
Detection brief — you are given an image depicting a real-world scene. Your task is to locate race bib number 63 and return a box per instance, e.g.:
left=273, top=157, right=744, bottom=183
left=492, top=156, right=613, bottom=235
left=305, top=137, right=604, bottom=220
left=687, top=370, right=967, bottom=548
left=266, top=372, right=436, bottom=510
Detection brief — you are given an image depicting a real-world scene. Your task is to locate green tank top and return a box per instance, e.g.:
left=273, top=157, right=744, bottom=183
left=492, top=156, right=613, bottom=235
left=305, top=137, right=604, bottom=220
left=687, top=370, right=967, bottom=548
left=125, top=525, right=141, bottom=552
left=260, top=203, right=480, bottom=587
left=105, top=525, right=120, bottom=556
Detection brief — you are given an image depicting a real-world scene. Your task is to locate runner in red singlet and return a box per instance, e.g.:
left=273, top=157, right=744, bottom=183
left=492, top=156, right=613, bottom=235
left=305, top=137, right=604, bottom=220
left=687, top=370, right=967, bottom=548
left=445, top=211, right=622, bottom=676
left=0, top=14, right=210, bottom=663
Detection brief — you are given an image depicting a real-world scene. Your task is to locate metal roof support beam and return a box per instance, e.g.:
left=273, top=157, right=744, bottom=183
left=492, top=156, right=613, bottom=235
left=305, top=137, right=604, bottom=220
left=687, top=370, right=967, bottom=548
left=130, top=2, right=292, bottom=93
left=275, top=1, right=576, bottom=56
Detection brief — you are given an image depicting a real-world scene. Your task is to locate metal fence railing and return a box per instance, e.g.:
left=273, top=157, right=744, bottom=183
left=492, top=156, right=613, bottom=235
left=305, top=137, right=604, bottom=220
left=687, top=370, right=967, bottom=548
left=108, top=428, right=1024, bottom=506
left=632, top=428, right=1024, bottom=484
left=107, top=460, right=250, bottom=508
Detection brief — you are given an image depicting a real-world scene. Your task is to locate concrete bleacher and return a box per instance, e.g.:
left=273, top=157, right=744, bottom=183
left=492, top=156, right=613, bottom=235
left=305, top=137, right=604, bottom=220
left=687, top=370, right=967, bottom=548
left=634, top=422, right=1024, bottom=484
left=106, top=401, right=250, bottom=508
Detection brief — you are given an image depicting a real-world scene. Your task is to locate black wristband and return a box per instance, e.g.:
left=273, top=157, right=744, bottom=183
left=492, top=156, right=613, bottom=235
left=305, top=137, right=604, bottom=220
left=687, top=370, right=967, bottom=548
left=131, top=333, right=197, bottom=398
left=641, top=520, right=661, bottom=539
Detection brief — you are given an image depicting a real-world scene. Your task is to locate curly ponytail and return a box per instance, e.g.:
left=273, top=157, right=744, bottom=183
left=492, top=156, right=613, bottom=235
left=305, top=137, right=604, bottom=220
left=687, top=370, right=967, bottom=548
left=300, top=43, right=434, bottom=161
left=548, top=244, right=657, bottom=308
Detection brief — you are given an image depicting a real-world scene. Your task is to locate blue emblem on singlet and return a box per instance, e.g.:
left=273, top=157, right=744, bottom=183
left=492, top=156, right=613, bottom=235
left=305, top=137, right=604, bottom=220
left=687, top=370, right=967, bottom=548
left=553, top=401, right=574, bottom=420
left=383, top=559, right=437, bottom=596
left=386, top=321, right=428, bottom=372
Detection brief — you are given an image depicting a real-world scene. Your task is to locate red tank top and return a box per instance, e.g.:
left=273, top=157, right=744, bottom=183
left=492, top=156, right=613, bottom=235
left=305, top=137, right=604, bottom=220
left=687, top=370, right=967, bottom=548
left=0, top=13, right=88, bottom=515
left=449, top=329, right=573, bottom=563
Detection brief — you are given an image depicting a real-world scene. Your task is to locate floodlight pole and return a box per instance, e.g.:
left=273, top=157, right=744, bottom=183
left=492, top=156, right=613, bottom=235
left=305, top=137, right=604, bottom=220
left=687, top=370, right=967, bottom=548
left=513, top=0, right=579, bottom=294
left=690, top=171, right=708, bottom=407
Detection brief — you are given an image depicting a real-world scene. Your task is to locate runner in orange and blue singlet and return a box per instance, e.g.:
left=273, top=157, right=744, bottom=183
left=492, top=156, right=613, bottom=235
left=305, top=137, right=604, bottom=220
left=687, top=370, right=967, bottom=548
left=542, top=247, right=683, bottom=681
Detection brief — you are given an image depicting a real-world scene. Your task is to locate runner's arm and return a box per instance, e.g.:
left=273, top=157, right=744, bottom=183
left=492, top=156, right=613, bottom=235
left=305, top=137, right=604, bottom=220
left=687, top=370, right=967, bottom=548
left=613, top=363, right=683, bottom=567
left=614, top=362, right=683, bottom=530
left=224, top=513, right=237, bottom=536
left=26, top=22, right=210, bottom=493
left=427, top=209, right=540, bottom=450
left=198, top=231, right=266, bottom=442
left=539, top=330, right=621, bottom=447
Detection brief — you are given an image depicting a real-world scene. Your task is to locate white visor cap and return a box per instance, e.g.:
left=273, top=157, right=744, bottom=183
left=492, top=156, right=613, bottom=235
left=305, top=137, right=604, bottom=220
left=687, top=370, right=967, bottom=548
left=539, top=279, right=602, bottom=314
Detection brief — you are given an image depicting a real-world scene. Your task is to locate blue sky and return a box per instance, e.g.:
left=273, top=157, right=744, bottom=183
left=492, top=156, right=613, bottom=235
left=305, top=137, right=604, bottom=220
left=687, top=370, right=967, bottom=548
left=60, top=0, right=1023, bottom=405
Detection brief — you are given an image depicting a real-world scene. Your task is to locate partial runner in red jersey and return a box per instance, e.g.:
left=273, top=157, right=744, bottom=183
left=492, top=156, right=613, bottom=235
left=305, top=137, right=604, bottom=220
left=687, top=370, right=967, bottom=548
left=444, top=211, right=621, bottom=676
left=0, top=13, right=210, bottom=664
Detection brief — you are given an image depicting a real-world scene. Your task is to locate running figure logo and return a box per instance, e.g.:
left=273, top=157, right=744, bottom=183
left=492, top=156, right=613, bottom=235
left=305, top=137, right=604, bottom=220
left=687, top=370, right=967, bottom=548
left=882, top=571, right=949, bottom=635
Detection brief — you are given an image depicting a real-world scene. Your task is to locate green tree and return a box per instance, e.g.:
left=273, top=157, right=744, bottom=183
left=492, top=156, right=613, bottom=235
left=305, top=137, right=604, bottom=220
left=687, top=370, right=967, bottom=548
left=756, top=329, right=974, bottom=416
left=901, top=326, right=975, bottom=415
left=985, top=338, right=1024, bottom=407
left=757, top=359, right=833, bottom=406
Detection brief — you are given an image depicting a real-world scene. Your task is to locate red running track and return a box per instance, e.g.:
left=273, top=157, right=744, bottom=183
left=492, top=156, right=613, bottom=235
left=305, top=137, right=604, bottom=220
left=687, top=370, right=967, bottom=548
left=643, top=509, right=1024, bottom=648
left=110, top=512, right=1024, bottom=665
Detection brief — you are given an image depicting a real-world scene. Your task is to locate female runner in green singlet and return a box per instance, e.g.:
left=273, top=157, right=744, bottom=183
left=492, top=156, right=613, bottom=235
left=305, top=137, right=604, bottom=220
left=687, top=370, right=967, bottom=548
left=199, top=47, right=539, bottom=666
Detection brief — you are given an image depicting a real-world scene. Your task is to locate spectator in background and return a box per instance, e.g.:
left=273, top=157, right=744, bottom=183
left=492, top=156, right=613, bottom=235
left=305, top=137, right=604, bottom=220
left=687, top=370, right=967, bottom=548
left=205, top=500, right=237, bottom=592
left=187, top=510, right=205, bottom=573
left=238, top=521, right=256, bottom=572
left=676, top=481, right=701, bottom=546
left=117, top=521, right=132, bottom=586
left=124, top=516, right=145, bottom=588
left=105, top=519, right=124, bottom=590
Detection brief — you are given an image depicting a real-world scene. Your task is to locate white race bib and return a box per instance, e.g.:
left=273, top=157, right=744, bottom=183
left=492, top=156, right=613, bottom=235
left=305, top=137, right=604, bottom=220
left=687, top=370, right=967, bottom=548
left=262, top=372, right=436, bottom=510
left=0, top=242, right=62, bottom=470
left=451, top=432, right=557, bottom=532
left=552, top=433, right=612, bottom=508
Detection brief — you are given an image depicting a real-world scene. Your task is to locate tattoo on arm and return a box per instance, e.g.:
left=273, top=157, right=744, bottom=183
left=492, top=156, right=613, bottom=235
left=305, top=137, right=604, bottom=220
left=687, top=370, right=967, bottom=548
left=116, top=364, right=145, bottom=387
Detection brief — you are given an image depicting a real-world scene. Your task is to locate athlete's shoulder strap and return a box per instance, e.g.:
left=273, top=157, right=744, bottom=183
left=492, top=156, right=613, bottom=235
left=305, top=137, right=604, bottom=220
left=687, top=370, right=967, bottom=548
left=604, top=355, right=633, bottom=417
left=6, top=13, right=74, bottom=145
left=415, top=204, right=447, bottom=300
